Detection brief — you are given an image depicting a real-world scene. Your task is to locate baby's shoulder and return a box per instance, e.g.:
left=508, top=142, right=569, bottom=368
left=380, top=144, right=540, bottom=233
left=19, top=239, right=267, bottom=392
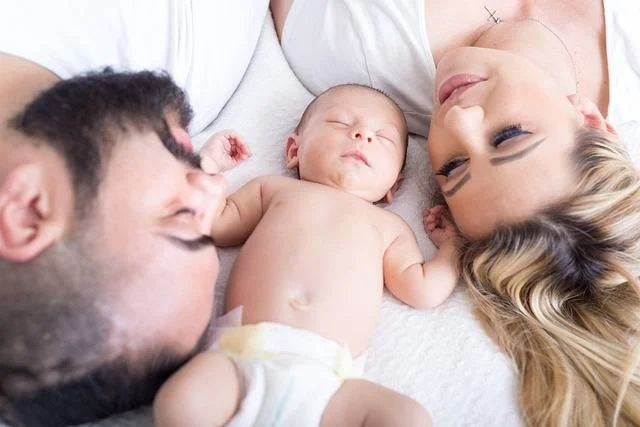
left=373, top=207, right=415, bottom=238
left=255, top=174, right=298, bottom=190
left=374, top=205, right=407, bottom=224
left=254, top=175, right=303, bottom=202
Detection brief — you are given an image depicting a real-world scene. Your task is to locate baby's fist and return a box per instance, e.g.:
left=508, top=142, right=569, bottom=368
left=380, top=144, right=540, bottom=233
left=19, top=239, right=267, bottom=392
left=423, top=205, right=457, bottom=248
left=200, top=129, right=252, bottom=174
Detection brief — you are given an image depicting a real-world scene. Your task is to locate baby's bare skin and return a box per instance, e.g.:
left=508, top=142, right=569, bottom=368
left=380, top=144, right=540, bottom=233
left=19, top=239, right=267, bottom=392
left=224, top=176, right=439, bottom=355
left=210, top=86, right=459, bottom=355
left=155, top=85, right=454, bottom=427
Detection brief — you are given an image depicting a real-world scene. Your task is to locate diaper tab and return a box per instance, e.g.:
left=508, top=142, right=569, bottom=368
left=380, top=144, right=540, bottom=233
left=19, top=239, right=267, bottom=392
left=218, top=324, right=274, bottom=359
left=217, top=323, right=357, bottom=378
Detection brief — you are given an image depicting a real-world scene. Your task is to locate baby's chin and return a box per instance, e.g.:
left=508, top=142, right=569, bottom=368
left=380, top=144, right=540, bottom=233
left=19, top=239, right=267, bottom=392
left=336, top=175, right=389, bottom=202
left=301, top=168, right=389, bottom=201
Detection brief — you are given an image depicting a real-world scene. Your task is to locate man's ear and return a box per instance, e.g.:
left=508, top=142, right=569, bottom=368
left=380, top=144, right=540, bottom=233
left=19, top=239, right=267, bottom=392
left=0, top=164, right=66, bottom=262
left=285, top=134, right=300, bottom=169
left=568, top=94, right=617, bottom=135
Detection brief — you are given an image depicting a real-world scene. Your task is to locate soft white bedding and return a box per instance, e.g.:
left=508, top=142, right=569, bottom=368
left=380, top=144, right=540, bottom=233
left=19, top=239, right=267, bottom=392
left=85, top=15, right=522, bottom=427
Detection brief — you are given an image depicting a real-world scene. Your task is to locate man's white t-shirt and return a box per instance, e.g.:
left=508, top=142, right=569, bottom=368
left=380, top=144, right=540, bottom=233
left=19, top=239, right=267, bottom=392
left=0, top=0, right=269, bottom=134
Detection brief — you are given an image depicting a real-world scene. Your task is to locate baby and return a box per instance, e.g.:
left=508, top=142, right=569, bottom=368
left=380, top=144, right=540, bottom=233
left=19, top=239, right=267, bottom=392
left=154, top=84, right=458, bottom=427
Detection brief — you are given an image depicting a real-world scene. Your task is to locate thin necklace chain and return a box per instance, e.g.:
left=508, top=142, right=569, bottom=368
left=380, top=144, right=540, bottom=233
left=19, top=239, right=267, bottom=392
left=483, top=6, right=579, bottom=94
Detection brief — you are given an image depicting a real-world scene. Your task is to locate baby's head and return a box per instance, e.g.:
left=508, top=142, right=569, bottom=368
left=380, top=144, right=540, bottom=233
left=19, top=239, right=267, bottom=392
left=286, top=84, right=408, bottom=202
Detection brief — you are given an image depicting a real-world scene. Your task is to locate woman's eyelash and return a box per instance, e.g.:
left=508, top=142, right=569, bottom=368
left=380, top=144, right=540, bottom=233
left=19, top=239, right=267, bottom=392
left=436, top=125, right=532, bottom=178
left=436, top=158, right=467, bottom=177
left=492, top=123, right=531, bottom=147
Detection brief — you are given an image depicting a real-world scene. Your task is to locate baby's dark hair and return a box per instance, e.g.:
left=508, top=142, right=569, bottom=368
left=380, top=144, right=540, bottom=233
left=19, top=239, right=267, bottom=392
left=295, top=84, right=409, bottom=170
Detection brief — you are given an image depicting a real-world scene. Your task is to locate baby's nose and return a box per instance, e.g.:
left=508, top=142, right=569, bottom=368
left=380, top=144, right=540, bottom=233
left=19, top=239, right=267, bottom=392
left=351, top=128, right=373, bottom=143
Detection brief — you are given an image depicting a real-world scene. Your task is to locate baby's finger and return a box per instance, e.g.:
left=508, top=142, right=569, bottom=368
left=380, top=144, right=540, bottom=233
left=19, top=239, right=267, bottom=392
left=430, top=205, right=445, bottom=216
left=238, top=139, right=252, bottom=156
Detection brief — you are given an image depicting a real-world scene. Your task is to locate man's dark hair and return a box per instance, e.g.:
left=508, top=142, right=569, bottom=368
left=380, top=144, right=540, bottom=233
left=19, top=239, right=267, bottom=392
left=0, top=69, right=204, bottom=426
left=9, top=68, right=196, bottom=214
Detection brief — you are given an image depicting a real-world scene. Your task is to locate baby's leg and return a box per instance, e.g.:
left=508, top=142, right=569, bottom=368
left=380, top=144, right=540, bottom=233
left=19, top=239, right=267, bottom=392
left=153, top=351, right=241, bottom=427
left=320, top=379, right=432, bottom=427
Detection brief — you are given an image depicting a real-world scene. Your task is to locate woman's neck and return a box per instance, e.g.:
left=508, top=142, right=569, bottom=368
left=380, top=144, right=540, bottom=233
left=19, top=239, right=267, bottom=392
left=474, top=19, right=578, bottom=94
left=472, top=1, right=609, bottom=114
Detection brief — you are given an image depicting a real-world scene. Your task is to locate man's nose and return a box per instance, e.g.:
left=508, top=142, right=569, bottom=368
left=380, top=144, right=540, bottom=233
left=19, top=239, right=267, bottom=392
left=443, top=105, right=485, bottom=151
left=351, top=127, right=374, bottom=143
left=187, top=171, right=227, bottom=235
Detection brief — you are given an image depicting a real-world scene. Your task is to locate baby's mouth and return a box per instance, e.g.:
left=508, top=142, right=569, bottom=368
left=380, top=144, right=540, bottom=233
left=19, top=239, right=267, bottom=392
left=342, top=150, right=370, bottom=166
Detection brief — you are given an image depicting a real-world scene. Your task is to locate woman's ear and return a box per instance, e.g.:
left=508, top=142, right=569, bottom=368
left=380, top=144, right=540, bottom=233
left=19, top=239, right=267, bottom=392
left=568, top=94, right=617, bottom=135
left=285, top=134, right=300, bottom=169
left=0, top=164, right=66, bottom=262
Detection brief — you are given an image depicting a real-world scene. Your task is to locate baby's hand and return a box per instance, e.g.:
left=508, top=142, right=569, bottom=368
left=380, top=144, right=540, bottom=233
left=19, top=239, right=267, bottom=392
left=423, top=205, right=457, bottom=248
left=199, top=129, right=252, bottom=174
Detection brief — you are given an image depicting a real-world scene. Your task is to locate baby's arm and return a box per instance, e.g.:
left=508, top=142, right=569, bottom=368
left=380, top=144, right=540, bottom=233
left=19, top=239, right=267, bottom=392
left=211, top=176, right=266, bottom=247
left=153, top=352, right=240, bottom=427
left=383, top=206, right=458, bottom=309
left=198, top=129, right=264, bottom=246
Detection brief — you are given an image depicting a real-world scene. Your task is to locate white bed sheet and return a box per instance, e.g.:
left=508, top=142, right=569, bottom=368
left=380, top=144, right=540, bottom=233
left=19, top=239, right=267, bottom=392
left=85, top=14, right=522, bottom=427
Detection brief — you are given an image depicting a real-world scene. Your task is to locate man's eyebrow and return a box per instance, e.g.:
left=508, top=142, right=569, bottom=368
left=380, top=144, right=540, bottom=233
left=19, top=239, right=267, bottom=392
left=444, top=172, right=471, bottom=197
left=490, top=138, right=546, bottom=165
left=157, top=121, right=202, bottom=169
left=162, top=235, right=216, bottom=252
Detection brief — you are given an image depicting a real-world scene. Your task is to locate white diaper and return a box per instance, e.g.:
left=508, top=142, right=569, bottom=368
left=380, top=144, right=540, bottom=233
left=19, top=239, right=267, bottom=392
left=215, top=321, right=364, bottom=427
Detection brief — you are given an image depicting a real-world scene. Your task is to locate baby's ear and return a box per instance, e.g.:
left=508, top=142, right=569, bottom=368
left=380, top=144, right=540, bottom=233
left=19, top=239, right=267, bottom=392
left=382, top=173, right=405, bottom=204
left=568, top=94, right=617, bottom=135
left=285, top=134, right=300, bottom=169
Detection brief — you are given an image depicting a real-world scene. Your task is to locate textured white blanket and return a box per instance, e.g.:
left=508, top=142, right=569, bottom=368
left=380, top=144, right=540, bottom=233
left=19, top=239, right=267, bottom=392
left=87, top=15, right=522, bottom=427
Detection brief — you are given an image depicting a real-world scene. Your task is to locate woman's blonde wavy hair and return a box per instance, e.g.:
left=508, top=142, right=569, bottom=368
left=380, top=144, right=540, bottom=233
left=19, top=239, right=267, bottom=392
left=458, top=128, right=640, bottom=426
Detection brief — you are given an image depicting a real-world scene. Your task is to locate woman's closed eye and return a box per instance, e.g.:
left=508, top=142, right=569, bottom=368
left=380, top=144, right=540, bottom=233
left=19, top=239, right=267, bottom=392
left=492, top=123, right=532, bottom=147
left=435, top=157, right=468, bottom=178
left=436, top=124, right=536, bottom=178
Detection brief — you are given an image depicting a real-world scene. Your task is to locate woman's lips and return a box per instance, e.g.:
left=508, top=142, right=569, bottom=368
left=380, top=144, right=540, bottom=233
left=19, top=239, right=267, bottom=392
left=438, top=74, right=486, bottom=105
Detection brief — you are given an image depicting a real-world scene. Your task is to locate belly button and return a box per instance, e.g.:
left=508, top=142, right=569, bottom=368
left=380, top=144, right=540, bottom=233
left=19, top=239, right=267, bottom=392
left=289, top=295, right=311, bottom=311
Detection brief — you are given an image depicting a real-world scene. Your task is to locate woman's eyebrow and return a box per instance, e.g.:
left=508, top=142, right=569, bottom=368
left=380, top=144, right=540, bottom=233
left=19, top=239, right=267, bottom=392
left=490, top=138, right=546, bottom=165
left=444, top=172, right=471, bottom=197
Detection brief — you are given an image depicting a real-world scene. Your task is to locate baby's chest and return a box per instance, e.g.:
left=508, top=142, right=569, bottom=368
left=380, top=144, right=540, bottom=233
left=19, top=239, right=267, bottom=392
left=266, top=192, right=387, bottom=236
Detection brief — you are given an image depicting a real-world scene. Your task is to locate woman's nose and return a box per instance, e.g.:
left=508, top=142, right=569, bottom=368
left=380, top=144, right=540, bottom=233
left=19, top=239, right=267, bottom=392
left=443, top=105, right=485, bottom=150
left=186, top=171, right=227, bottom=234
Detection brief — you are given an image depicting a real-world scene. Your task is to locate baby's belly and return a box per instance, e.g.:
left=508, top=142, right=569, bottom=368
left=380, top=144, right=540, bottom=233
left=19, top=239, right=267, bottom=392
left=224, top=230, right=384, bottom=355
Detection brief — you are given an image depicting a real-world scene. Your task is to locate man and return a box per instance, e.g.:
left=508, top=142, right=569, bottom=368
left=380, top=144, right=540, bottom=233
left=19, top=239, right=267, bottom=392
left=0, top=69, right=226, bottom=425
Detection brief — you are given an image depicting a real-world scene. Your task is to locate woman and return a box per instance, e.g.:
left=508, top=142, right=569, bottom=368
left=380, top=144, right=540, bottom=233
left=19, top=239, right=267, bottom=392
left=271, top=0, right=640, bottom=425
